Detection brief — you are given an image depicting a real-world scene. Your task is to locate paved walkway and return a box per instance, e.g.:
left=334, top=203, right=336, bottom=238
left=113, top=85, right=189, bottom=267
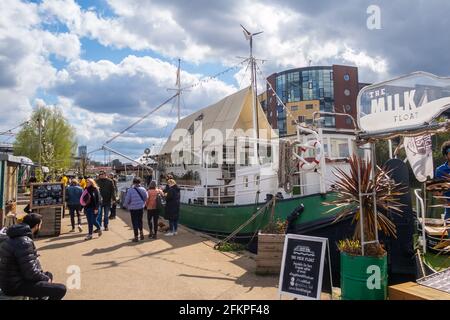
left=35, top=208, right=281, bottom=300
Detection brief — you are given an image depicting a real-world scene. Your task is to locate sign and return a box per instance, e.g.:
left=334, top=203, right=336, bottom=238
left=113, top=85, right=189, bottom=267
left=30, top=182, right=65, bottom=210
left=404, top=134, right=434, bottom=182
left=278, top=234, right=330, bottom=300
left=357, top=72, right=450, bottom=134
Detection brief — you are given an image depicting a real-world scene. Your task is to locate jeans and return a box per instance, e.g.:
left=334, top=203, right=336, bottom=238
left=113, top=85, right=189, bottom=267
left=85, top=207, right=101, bottom=235
left=9, top=272, right=66, bottom=300
left=68, top=204, right=81, bottom=229
left=110, top=203, right=117, bottom=218
left=130, top=209, right=144, bottom=237
left=96, top=205, right=110, bottom=228
left=169, top=219, right=178, bottom=233
left=147, top=209, right=159, bottom=235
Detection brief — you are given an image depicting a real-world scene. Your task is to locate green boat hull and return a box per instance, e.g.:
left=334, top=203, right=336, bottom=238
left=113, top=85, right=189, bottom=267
left=179, top=193, right=338, bottom=236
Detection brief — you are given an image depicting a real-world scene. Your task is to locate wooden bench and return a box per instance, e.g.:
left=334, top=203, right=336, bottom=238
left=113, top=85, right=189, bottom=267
left=389, top=282, right=450, bottom=300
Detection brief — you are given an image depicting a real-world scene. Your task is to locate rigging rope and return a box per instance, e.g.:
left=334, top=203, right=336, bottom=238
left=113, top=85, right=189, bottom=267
left=104, top=93, right=179, bottom=145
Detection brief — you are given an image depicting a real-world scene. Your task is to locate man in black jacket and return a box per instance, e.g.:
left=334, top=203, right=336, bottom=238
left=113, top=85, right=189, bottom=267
left=95, top=171, right=116, bottom=231
left=0, top=214, right=67, bottom=299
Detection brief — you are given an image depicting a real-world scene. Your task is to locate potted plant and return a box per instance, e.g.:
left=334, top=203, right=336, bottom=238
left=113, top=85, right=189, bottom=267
left=255, top=211, right=287, bottom=275
left=324, top=155, right=405, bottom=300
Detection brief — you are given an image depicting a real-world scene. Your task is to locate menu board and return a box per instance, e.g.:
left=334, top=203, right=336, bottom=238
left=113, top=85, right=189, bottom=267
left=278, top=234, right=328, bottom=300
left=30, top=183, right=65, bottom=209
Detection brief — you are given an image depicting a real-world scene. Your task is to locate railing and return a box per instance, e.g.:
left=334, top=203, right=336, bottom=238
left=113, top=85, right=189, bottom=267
left=414, top=188, right=427, bottom=253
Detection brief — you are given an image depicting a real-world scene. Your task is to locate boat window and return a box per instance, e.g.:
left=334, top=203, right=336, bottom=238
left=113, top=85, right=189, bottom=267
left=255, top=175, right=260, bottom=186
left=329, top=138, right=350, bottom=158
left=244, top=176, right=248, bottom=188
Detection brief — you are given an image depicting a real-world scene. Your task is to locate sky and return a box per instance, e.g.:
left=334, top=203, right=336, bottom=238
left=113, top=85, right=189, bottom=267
left=1, top=0, right=450, bottom=162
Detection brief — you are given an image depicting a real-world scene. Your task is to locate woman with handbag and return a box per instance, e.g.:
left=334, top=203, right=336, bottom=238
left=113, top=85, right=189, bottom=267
left=145, top=181, right=164, bottom=239
left=81, top=178, right=101, bottom=240
left=124, top=178, right=148, bottom=242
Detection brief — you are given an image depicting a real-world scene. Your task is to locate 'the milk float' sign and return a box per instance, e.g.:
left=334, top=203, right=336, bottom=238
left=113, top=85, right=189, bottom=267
left=357, top=72, right=450, bottom=134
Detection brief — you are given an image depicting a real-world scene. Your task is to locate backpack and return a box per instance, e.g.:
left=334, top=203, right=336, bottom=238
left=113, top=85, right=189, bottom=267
left=80, top=189, right=91, bottom=206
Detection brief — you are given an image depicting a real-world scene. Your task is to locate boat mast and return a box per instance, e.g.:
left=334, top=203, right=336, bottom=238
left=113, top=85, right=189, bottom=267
left=241, top=25, right=263, bottom=163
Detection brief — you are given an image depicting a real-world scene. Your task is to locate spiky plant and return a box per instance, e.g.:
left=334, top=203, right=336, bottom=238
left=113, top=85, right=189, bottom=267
left=323, top=154, right=406, bottom=256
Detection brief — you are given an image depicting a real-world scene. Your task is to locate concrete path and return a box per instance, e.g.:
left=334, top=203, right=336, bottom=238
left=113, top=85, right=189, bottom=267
left=35, top=208, right=282, bottom=300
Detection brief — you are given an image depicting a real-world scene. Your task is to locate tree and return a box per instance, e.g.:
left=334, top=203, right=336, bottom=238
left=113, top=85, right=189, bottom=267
left=14, top=106, right=77, bottom=178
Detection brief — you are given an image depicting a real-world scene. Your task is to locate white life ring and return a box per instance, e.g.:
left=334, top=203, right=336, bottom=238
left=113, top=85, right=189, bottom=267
left=293, top=140, right=323, bottom=171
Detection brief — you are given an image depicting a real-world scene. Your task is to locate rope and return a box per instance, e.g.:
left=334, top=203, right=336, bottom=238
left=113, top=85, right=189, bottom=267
left=213, top=197, right=275, bottom=250
left=104, top=93, right=179, bottom=145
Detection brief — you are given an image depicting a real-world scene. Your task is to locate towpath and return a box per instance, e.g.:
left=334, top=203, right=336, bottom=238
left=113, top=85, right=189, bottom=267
left=35, top=208, right=282, bottom=300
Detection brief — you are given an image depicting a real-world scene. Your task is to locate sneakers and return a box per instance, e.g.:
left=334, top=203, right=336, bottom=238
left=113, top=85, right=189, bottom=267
left=165, top=232, right=174, bottom=236
left=173, top=231, right=178, bottom=236
left=140, top=234, right=144, bottom=240
left=104, top=227, right=109, bottom=231
left=98, top=229, right=103, bottom=237
left=78, top=225, right=83, bottom=232
left=84, top=235, right=93, bottom=240
left=93, top=229, right=100, bottom=233
left=69, top=228, right=75, bottom=233
left=132, top=237, right=139, bottom=242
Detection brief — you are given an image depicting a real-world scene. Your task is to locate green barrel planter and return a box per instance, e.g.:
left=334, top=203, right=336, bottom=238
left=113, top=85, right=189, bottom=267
left=340, top=252, right=388, bottom=300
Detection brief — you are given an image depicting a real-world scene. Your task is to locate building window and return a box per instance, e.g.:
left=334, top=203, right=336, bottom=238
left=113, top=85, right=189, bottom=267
left=330, top=71, right=333, bottom=81
left=291, top=106, right=298, bottom=111
left=298, top=116, right=305, bottom=122
left=305, top=104, right=314, bottom=110
left=308, top=82, right=313, bottom=89
left=255, top=175, right=260, bottom=186
left=344, top=74, right=350, bottom=81
left=344, top=89, right=350, bottom=96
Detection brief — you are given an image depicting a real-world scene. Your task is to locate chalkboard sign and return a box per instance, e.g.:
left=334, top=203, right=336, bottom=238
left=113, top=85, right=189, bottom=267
left=278, top=234, right=329, bottom=300
left=30, top=183, right=65, bottom=210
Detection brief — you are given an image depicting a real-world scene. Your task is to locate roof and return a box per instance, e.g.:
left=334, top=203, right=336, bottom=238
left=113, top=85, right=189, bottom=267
left=159, top=87, right=276, bottom=155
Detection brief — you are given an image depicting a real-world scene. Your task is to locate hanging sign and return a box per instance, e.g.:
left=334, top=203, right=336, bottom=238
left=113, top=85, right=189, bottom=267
left=404, top=134, right=434, bottom=182
left=278, top=234, right=331, bottom=300
left=357, top=72, right=450, bottom=134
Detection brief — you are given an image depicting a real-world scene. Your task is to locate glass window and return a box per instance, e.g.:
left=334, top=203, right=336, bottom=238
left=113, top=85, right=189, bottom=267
left=305, top=104, right=314, bottom=110
left=291, top=106, right=298, bottom=111
left=244, top=176, right=248, bottom=188
left=329, top=138, right=349, bottom=158
left=330, top=71, right=333, bottom=81
left=344, top=74, right=350, bottom=81
left=255, top=175, right=260, bottom=186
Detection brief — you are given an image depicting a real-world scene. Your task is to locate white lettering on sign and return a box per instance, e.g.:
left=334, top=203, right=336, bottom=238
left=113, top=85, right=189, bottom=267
left=366, top=265, right=381, bottom=290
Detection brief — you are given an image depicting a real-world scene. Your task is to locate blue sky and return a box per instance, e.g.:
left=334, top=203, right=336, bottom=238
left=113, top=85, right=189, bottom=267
left=1, top=0, right=450, bottom=163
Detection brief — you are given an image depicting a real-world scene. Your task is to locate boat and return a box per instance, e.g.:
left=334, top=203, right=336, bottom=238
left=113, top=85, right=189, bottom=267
left=152, top=28, right=355, bottom=238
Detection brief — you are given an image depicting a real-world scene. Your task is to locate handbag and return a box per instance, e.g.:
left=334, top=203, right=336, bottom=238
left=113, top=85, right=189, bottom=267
left=156, top=193, right=165, bottom=211
left=134, top=187, right=145, bottom=203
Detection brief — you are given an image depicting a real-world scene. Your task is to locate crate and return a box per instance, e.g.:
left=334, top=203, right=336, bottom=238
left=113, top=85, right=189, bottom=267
left=255, top=232, right=285, bottom=275
left=36, top=207, right=62, bottom=237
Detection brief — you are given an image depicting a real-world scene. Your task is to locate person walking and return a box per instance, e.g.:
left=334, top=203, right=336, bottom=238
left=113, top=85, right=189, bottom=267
left=145, top=181, right=164, bottom=239
left=164, top=179, right=181, bottom=236
left=66, top=179, right=83, bottom=232
left=124, top=178, right=148, bottom=242
left=0, top=213, right=67, bottom=300
left=108, top=173, right=118, bottom=220
left=95, top=171, right=116, bottom=231
left=82, top=178, right=102, bottom=240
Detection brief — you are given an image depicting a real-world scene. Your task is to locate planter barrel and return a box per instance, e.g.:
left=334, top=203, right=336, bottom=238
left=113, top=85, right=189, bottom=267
left=340, top=252, right=388, bottom=300
left=255, top=232, right=285, bottom=275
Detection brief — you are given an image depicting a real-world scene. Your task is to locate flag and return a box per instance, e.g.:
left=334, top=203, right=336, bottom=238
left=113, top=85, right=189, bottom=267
left=404, top=134, right=433, bottom=182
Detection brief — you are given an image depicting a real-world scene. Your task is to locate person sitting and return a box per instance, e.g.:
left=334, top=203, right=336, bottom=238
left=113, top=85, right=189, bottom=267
left=0, top=213, right=67, bottom=300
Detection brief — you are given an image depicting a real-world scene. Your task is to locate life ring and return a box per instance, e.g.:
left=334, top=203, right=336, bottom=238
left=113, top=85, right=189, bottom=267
left=292, top=140, right=323, bottom=171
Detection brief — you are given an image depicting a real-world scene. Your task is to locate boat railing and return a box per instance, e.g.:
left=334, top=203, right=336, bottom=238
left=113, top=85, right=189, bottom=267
left=200, top=175, right=276, bottom=205
left=414, top=188, right=427, bottom=253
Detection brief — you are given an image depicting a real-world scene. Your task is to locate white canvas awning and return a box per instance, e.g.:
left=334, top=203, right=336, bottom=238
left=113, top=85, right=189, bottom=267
left=159, top=86, right=276, bottom=155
